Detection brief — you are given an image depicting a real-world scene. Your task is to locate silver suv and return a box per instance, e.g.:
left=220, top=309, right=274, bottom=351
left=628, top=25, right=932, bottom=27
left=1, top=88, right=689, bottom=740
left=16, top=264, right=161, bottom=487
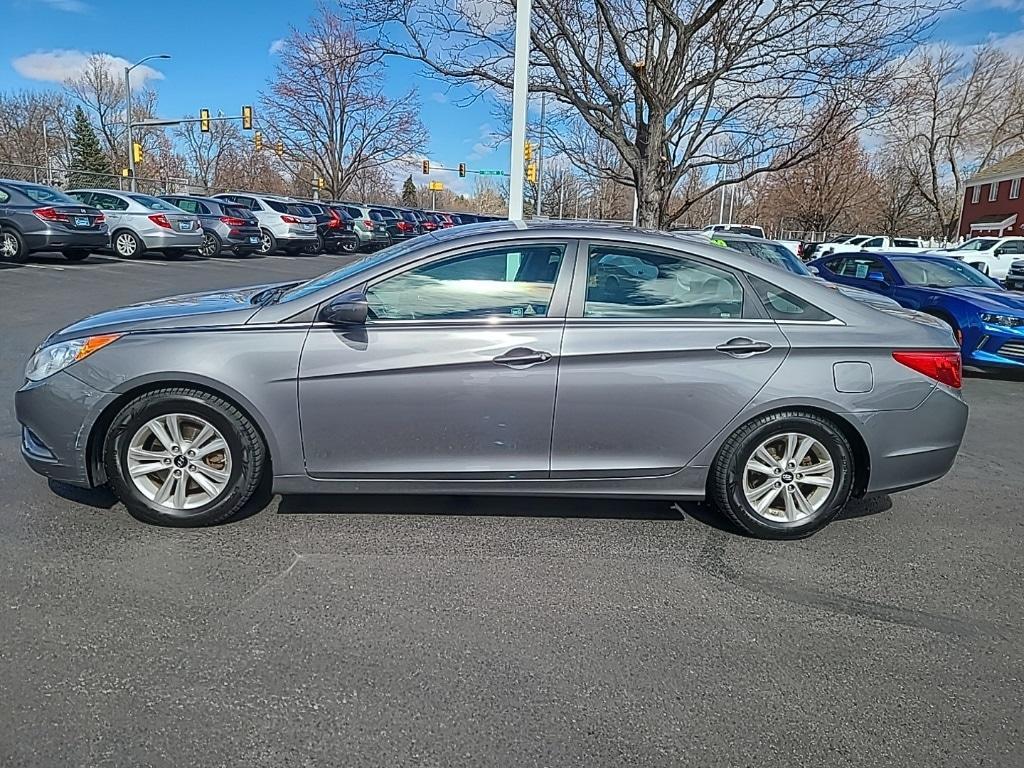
left=212, top=193, right=317, bottom=256
left=66, top=189, right=202, bottom=260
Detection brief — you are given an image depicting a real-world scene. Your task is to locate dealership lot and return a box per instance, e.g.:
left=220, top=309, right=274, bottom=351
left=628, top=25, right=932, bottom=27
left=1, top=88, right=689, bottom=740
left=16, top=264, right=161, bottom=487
left=0, top=253, right=1021, bottom=766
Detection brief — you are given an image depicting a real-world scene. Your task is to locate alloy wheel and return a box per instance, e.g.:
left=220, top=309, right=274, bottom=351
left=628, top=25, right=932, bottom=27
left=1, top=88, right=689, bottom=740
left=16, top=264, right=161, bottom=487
left=199, top=233, right=216, bottom=257
left=126, top=413, right=232, bottom=511
left=116, top=233, right=137, bottom=257
left=260, top=232, right=273, bottom=254
left=1, top=232, right=17, bottom=258
left=741, top=432, right=835, bottom=523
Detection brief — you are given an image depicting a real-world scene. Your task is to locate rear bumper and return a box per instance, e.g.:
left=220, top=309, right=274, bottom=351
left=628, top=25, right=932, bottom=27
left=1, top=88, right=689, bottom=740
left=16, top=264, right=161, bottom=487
left=854, top=385, right=968, bottom=494
left=140, top=230, right=203, bottom=250
left=23, top=229, right=109, bottom=252
left=15, top=371, right=118, bottom=488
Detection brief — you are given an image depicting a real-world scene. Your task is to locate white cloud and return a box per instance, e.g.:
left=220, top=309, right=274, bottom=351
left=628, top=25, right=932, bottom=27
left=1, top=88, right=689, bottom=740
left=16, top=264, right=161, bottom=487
left=268, top=39, right=287, bottom=55
left=12, top=49, right=164, bottom=86
left=38, top=0, right=89, bottom=11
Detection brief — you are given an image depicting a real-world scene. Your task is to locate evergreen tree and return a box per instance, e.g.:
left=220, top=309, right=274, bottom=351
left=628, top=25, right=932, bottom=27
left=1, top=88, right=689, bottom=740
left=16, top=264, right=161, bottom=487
left=402, top=174, right=418, bottom=206
left=68, top=106, right=113, bottom=188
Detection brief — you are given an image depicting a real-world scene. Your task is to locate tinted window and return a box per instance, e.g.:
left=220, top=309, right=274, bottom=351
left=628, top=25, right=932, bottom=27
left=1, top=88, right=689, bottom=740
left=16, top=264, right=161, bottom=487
left=369, top=211, right=385, bottom=222
left=223, top=205, right=254, bottom=220
left=585, top=246, right=744, bottom=319
left=289, top=205, right=313, bottom=217
left=328, top=206, right=353, bottom=221
left=129, top=194, right=179, bottom=211
left=366, top=244, right=566, bottom=321
left=18, top=184, right=78, bottom=204
left=172, top=198, right=197, bottom=213
left=344, top=206, right=363, bottom=219
left=721, top=239, right=810, bottom=276
left=265, top=199, right=290, bottom=213
left=861, top=237, right=885, bottom=248
left=891, top=258, right=998, bottom=288
left=998, top=240, right=1024, bottom=254
left=66, top=191, right=93, bottom=205
left=748, top=276, right=834, bottom=322
left=90, top=192, right=129, bottom=211
left=893, top=238, right=919, bottom=247
left=957, top=238, right=998, bottom=251
left=302, top=203, right=324, bottom=214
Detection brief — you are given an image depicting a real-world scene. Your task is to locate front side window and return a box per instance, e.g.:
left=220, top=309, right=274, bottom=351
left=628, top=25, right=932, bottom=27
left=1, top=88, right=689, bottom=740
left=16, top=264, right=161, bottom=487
left=366, top=244, right=566, bottom=321
left=584, top=246, right=744, bottom=319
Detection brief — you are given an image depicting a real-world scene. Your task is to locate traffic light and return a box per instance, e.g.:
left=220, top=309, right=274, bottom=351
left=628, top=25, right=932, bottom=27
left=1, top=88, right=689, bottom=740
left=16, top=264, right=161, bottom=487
left=254, top=131, right=263, bottom=151
left=526, top=163, right=537, bottom=183
left=132, top=142, right=143, bottom=164
left=275, top=141, right=284, bottom=157
left=200, top=108, right=210, bottom=133
left=524, top=142, right=533, bottom=163
left=241, top=105, right=253, bottom=130
left=317, top=177, right=325, bottom=190
left=458, top=162, right=466, bottom=178
left=421, top=159, right=430, bottom=175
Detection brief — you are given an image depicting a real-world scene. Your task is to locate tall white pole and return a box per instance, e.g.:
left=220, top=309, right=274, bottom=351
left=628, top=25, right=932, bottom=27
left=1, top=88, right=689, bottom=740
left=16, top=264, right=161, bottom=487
left=632, top=188, right=638, bottom=226
left=718, top=186, right=725, bottom=224
left=125, top=66, right=136, bottom=192
left=42, top=121, right=52, bottom=185
left=507, top=0, right=533, bottom=220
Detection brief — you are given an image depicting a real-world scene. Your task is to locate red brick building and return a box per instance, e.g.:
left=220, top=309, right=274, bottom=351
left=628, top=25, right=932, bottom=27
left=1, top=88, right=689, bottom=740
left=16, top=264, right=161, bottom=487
left=959, top=149, right=1024, bottom=239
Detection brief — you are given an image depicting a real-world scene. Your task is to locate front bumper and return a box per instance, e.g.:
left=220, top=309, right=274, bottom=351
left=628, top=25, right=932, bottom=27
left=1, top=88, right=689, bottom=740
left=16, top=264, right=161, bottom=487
left=964, top=321, right=1024, bottom=368
left=855, top=385, right=968, bottom=494
left=23, top=228, right=109, bottom=252
left=15, top=371, right=118, bottom=487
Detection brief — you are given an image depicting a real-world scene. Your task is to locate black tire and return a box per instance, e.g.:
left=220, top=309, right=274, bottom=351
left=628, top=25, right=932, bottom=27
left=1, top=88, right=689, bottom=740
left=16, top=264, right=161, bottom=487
left=285, top=245, right=306, bottom=257
left=199, top=230, right=222, bottom=258
left=306, top=234, right=325, bottom=254
left=62, top=249, right=92, bottom=261
left=103, top=388, right=267, bottom=527
left=340, top=239, right=357, bottom=253
left=710, top=410, right=855, bottom=540
left=0, top=226, right=28, bottom=263
left=258, top=229, right=277, bottom=255
left=112, top=229, right=143, bottom=259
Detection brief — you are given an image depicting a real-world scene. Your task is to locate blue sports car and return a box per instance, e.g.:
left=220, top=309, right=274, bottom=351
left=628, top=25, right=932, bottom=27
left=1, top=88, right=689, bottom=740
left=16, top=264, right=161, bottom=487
left=809, top=251, right=1024, bottom=369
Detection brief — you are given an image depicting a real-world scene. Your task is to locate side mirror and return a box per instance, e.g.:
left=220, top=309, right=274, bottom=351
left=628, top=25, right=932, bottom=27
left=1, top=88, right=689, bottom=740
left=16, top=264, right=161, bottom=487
left=320, top=290, right=368, bottom=325
left=867, top=272, right=888, bottom=286
left=807, top=265, right=820, bottom=275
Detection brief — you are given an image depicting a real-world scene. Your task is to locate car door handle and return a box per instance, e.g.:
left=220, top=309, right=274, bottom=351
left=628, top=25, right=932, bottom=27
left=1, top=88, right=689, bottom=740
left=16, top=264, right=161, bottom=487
left=493, top=347, right=553, bottom=367
left=715, top=337, right=773, bottom=356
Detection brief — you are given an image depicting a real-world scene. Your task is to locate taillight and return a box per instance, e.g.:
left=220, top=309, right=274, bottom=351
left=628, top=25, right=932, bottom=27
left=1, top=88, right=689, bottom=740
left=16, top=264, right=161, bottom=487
left=32, top=207, right=71, bottom=223
left=327, top=210, right=342, bottom=229
left=893, top=351, right=962, bottom=389
left=363, top=219, right=374, bottom=230
left=95, top=213, right=105, bottom=225
left=219, top=216, right=247, bottom=227
left=281, top=215, right=301, bottom=224
left=148, top=214, right=171, bottom=229
left=397, top=220, right=413, bottom=232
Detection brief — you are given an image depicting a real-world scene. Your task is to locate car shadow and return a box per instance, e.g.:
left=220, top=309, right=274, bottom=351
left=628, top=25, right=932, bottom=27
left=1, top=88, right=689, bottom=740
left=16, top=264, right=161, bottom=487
left=965, top=366, right=1024, bottom=383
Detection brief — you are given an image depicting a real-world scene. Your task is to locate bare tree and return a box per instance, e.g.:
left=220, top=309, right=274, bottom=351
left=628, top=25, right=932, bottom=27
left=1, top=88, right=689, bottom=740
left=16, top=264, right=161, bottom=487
left=261, top=3, right=429, bottom=200
left=887, top=44, right=1024, bottom=238
left=349, top=0, right=953, bottom=227
left=176, top=116, right=245, bottom=191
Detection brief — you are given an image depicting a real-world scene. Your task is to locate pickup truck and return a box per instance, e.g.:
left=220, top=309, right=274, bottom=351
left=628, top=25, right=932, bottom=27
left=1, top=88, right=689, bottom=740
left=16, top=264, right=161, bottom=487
left=818, top=235, right=929, bottom=256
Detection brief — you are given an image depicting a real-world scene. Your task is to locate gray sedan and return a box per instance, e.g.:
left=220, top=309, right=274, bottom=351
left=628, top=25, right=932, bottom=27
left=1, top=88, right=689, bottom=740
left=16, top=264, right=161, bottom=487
left=66, top=189, right=203, bottom=259
left=15, top=221, right=967, bottom=539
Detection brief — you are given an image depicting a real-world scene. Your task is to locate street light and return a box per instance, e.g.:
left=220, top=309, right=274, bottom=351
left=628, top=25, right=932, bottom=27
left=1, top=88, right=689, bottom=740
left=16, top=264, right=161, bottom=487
left=125, top=54, right=170, bottom=191
left=507, top=0, right=532, bottom=220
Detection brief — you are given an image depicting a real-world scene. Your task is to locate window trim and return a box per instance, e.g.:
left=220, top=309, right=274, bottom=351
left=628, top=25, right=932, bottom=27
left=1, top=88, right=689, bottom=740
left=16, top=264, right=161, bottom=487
left=1011, top=178, right=1021, bottom=200
left=359, top=239, right=579, bottom=324
left=566, top=239, right=766, bottom=321
left=971, top=186, right=981, bottom=204
left=989, top=181, right=1000, bottom=202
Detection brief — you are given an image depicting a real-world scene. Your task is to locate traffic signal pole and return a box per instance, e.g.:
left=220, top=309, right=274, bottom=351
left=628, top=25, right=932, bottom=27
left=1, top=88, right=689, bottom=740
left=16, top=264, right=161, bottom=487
left=507, top=0, right=533, bottom=220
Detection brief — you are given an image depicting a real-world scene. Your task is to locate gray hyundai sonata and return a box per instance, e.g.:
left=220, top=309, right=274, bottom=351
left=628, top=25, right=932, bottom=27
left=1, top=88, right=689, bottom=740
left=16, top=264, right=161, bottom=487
left=15, top=221, right=968, bottom=539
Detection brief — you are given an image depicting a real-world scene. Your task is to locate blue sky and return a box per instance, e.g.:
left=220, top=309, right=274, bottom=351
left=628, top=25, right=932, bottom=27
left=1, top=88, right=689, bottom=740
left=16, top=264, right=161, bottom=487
left=1, top=0, right=1023, bottom=192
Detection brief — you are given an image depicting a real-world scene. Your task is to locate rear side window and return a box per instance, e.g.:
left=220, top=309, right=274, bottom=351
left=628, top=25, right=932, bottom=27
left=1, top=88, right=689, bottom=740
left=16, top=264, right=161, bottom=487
left=17, top=184, right=78, bottom=204
left=344, top=206, right=363, bottom=219
left=265, top=199, right=290, bottom=213
left=224, top=205, right=253, bottom=220
left=173, top=198, right=197, bottom=214
left=90, top=192, right=129, bottom=211
left=748, top=276, right=834, bottom=322
left=0, top=188, right=9, bottom=204
left=584, top=245, right=744, bottom=319
left=370, top=208, right=396, bottom=220
left=129, top=194, right=178, bottom=211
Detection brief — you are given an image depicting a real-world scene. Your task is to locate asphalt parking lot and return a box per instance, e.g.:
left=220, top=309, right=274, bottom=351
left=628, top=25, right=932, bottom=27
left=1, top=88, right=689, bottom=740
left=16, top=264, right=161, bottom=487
left=1, top=250, right=1022, bottom=767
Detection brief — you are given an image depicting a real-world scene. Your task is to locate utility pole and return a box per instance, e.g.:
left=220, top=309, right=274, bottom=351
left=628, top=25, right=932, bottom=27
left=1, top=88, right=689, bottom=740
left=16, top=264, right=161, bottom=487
left=536, top=92, right=546, bottom=217
left=125, top=54, right=171, bottom=192
left=718, top=186, right=725, bottom=225
left=42, top=121, right=51, bottom=186
left=507, top=0, right=533, bottom=220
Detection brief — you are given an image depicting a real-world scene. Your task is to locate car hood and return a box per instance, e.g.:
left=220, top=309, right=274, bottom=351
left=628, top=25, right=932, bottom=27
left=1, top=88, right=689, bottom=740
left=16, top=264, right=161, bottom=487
left=929, top=285, right=1024, bottom=312
left=48, top=282, right=291, bottom=343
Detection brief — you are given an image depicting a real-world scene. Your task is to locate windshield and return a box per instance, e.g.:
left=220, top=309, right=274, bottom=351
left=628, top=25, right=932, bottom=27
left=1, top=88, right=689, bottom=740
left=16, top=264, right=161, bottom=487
left=956, top=238, right=998, bottom=251
left=848, top=236, right=870, bottom=245
left=278, top=236, right=431, bottom=303
left=726, top=239, right=811, bottom=276
left=891, top=257, right=999, bottom=288
left=18, top=184, right=79, bottom=204
left=129, top=194, right=180, bottom=211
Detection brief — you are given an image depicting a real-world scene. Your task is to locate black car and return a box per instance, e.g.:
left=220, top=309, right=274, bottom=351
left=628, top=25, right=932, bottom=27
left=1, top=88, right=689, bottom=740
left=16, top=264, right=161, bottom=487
left=370, top=206, right=419, bottom=244
left=0, top=179, right=108, bottom=263
left=159, top=194, right=262, bottom=257
left=392, top=207, right=425, bottom=236
left=298, top=200, right=359, bottom=254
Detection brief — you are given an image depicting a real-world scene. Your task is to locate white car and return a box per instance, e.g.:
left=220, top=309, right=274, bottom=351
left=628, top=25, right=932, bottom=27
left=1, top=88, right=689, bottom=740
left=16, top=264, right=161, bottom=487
left=212, top=192, right=317, bottom=256
left=822, top=235, right=929, bottom=256
left=940, top=236, right=1024, bottom=279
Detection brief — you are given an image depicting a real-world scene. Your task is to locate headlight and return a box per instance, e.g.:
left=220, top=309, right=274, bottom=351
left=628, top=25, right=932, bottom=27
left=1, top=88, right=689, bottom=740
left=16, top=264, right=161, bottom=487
left=25, top=333, right=122, bottom=382
left=980, top=313, right=1024, bottom=328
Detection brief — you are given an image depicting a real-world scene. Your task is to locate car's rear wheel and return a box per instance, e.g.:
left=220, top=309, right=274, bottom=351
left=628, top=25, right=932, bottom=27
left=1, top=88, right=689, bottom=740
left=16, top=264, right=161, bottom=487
left=62, top=249, right=92, bottom=261
left=710, top=410, right=854, bottom=540
left=306, top=234, right=325, bottom=254
left=340, top=239, right=357, bottom=253
left=113, top=230, right=143, bottom=259
left=258, top=229, right=276, bottom=255
left=103, top=388, right=266, bottom=527
left=199, top=231, right=222, bottom=258
left=0, top=227, right=27, bottom=263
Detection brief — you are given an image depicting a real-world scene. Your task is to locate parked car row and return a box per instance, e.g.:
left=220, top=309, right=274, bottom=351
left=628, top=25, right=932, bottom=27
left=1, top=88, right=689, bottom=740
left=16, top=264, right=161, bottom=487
left=0, top=177, right=499, bottom=263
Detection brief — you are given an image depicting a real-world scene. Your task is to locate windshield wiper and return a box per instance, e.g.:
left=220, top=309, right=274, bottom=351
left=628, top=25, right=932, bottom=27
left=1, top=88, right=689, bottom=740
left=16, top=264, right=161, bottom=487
left=251, top=283, right=301, bottom=306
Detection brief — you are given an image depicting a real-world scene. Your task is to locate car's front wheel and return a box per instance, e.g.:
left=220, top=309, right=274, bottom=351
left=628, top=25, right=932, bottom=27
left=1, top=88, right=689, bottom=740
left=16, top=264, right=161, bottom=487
left=103, top=388, right=266, bottom=527
left=710, top=411, right=854, bottom=539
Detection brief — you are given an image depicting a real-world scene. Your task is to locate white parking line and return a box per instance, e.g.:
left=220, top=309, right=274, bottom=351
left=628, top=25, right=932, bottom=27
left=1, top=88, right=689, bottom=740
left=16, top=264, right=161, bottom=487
left=25, top=263, right=66, bottom=271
